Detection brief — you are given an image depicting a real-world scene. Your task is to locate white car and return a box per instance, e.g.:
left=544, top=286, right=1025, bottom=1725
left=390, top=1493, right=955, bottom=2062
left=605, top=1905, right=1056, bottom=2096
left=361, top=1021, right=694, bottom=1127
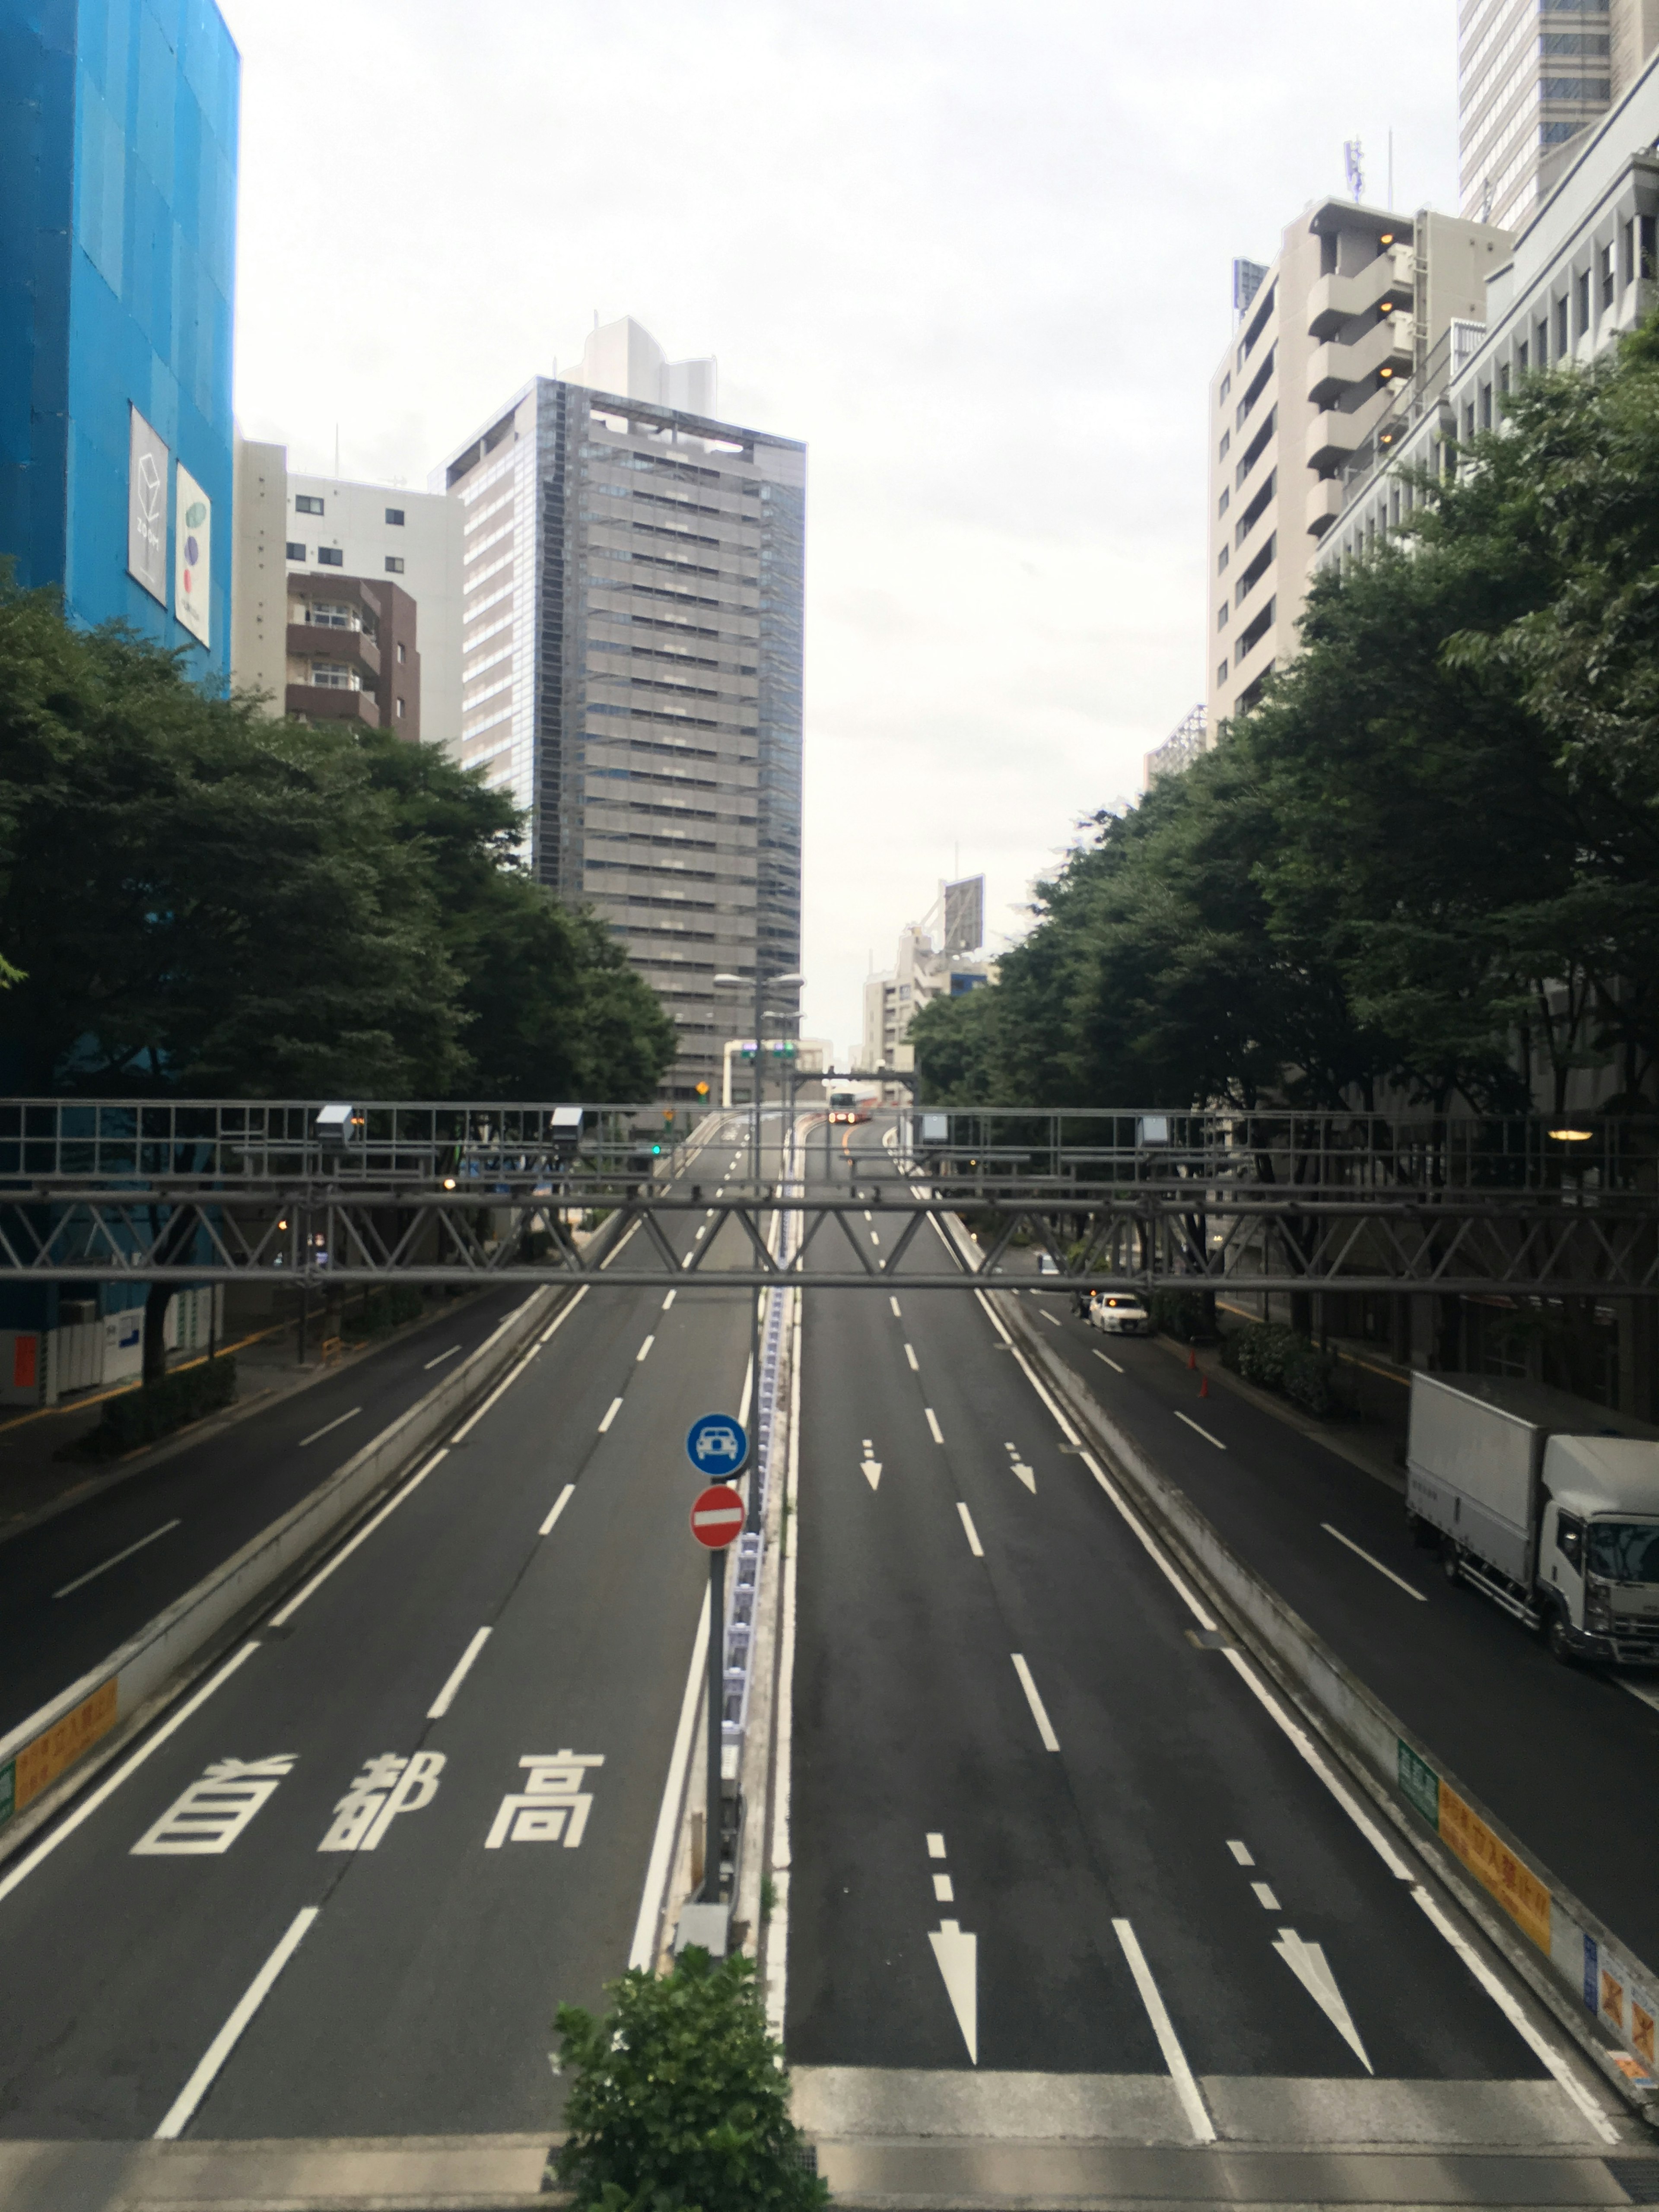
left=1088, top=1294, right=1151, bottom=1337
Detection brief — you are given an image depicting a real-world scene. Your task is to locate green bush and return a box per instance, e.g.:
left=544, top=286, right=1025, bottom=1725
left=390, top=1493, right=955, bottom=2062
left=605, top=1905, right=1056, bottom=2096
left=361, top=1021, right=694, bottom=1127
left=1146, top=1290, right=1215, bottom=1344
left=1221, top=1322, right=1353, bottom=1418
left=92, top=1353, right=236, bottom=1455
left=553, top=1946, right=827, bottom=2212
left=342, top=1285, right=425, bottom=1341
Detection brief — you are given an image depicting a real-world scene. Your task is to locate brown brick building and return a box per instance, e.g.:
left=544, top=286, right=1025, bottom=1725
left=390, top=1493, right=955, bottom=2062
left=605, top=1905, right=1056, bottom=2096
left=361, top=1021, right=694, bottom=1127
left=284, top=569, right=421, bottom=739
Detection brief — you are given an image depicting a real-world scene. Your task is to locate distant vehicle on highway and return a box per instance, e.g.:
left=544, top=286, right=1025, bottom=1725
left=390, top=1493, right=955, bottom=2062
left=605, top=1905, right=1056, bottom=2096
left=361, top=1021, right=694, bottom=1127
left=1036, top=1252, right=1061, bottom=1276
left=1408, top=1370, right=1659, bottom=1665
left=827, top=1089, right=871, bottom=1125
left=1088, top=1294, right=1152, bottom=1337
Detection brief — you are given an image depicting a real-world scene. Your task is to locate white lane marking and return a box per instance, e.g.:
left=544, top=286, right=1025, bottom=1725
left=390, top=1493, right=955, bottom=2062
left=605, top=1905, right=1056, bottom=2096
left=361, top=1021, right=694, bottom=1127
left=451, top=1344, right=540, bottom=1439
left=1321, top=1522, right=1429, bottom=1603
left=928, top=1920, right=978, bottom=2065
left=890, top=1297, right=902, bottom=1317
left=427, top=1626, right=491, bottom=1718
left=540, top=1286, right=589, bottom=1343
left=694, top=1226, right=706, bottom=1240
left=933, top=1872, right=954, bottom=1901
left=661, top=1290, right=677, bottom=1311
left=1011, top=1653, right=1060, bottom=1751
left=1113, top=1919, right=1215, bottom=2142
left=299, top=1406, right=361, bottom=1449
left=1174, top=1411, right=1226, bottom=1450
left=1038, top=1309, right=1062, bottom=1326
left=270, top=1450, right=448, bottom=1627
left=957, top=1503, right=984, bottom=1557
left=539, top=1484, right=575, bottom=1537
left=1094, top=1349, right=1125, bottom=1374
left=154, top=1907, right=320, bottom=2139
left=927, top=1832, right=946, bottom=1858
left=598, top=1396, right=623, bottom=1433
left=1220, top=1646, right=1414, bottom=1878
left=1621, top=1677, right=1659, bottom=1713
left=53, top=1518, right=181, bottom=1599
left=636, top=1334, right=655, bottom=1363
left=861, top=1450, right=883, bottom=1491
left=765, top=1286, right=804, bottom=2043
left=871, top=1230, right=881, bottom=1246
left=904, top=1343, right=919, bottom=1371
left=1274, top=1927, right=1373, bottom=2073
left=1408, top=1882, right=1617, bottom=2139
left=0, top=1644, right=258, bottom=1910
left=422, top=1344, right=461, bottom=1371
left=864, top=1211, right=872, bottom=1223
left=629, top=1584, right=710, bottom=1971
left=1227, top=1839, right=1255, bottom=1866
left=738, top=1353, right=754, bottom=1430
left=925, top=1408, right=944, bottom=1445
left=1250, top=1881, right=1281, bottom=1910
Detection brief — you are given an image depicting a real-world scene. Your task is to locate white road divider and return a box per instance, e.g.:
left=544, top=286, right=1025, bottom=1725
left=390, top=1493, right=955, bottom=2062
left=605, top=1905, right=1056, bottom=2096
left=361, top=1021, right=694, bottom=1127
left=0, top=1287, right=562, bottom=1867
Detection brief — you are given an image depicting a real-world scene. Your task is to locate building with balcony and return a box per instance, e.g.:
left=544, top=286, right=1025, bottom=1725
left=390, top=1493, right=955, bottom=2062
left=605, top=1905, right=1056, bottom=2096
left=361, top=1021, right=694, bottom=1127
left=283, top=569, right=419, bottom=736
left=230, top=439, right=461, bottom=744
left=0, top=0, right=239, bottom=683
left=1460, top=1, right=1659, bottom=235
left=1319, top=43, right=1659, bottom=574
left=1207, top=200, right=1510, bottom=737
left=433, top=318, right=806, bottom=1103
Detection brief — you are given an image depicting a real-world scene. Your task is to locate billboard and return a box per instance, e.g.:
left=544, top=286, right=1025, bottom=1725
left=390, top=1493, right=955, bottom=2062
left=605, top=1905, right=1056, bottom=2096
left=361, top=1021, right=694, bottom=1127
left=174, top=463, right=211, bottom=646
left=943, top=874, right=984, bottom=954
left=127, top=407, right=168, bottom=605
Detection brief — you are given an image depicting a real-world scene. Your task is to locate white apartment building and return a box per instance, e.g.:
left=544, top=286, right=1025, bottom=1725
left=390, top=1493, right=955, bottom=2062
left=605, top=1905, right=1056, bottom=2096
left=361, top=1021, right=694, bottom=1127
left=229, top=436, right=465, bottom=747
left=1208, top=200, right=1511, bottom=736
left=1321, top=45, right=1659, bottom=570
left=862, top=878, right=992, bottom=1083
left=1460, top=0, right=1659, bottom=235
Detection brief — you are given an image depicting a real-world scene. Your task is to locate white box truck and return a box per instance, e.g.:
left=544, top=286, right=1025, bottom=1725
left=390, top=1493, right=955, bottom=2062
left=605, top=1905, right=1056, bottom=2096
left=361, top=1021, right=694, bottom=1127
left=1407, top=1371, right=1659, bottom=1666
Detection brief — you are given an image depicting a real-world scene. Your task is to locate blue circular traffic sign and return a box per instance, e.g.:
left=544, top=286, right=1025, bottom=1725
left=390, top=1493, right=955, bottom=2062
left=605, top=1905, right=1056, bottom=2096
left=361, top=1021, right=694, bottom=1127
left=686, top=1412, right=749, bottom=1475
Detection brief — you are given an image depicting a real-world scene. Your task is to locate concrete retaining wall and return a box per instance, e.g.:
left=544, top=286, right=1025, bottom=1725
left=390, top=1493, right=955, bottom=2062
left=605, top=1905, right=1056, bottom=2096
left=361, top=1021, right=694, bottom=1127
left=0, top=1287, right=557, bottom=1856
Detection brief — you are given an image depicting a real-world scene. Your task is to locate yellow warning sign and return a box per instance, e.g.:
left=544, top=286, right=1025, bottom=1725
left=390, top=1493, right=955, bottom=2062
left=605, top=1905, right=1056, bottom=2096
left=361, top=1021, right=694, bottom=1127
left=1438, top=1783, right=1551, bottom=1953
left=15, top=1679, right=119, bottom=1811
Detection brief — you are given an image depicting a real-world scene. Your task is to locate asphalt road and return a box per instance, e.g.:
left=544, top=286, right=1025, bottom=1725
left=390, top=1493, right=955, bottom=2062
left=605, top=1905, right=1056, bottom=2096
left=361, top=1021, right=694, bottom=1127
left=784, top=1119, right=1616, bottom=2137
left=0, top=1288, right=529, bottom=1736
left=1007, top=1267, right=1659, bottom=1976
left=0, top=1116, right=766, bottom=2141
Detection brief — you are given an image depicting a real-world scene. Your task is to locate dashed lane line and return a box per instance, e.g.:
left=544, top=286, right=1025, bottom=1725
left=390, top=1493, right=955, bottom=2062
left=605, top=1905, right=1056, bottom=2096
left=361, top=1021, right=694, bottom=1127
left=598, top=1396, right=623, bottom=1433
left=539, top=1484, right=575, bottom=1537
left=1321, top=1522, right=1429, bottom=1603
left=925, top=1407, right=944, bottom=1445
left=1174, top=1410, right=1226, bottom=1450
left=1011, top=1653, right=1060, bottom=1751
left=427, top=1627, right=491, bottom=1719
left=1094, top=1348, right=1125, bottom=1373
left=299, top=1406, right=361, bottom=1449
left=957, top=1503, right=984, bottom=1558
left=54, top=1519, right=181, bottom=1600
left=422, top=1343, right=461, bottom=1371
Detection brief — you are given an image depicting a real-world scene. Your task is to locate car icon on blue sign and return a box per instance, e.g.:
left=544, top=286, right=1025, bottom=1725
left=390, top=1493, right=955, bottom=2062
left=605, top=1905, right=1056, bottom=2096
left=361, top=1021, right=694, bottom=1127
left=685, top=1413, right=749, bottom=1474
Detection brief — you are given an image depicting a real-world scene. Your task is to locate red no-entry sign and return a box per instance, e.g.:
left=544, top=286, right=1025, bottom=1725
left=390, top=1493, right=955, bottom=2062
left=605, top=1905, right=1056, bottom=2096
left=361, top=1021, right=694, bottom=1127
left=690, top=1483, right=745, bottom=1549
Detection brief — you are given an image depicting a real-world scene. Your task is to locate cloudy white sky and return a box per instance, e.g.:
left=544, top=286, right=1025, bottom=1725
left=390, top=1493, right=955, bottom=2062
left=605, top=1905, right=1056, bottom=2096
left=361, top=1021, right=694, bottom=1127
left=220, top=0, right=1461, bottom=1062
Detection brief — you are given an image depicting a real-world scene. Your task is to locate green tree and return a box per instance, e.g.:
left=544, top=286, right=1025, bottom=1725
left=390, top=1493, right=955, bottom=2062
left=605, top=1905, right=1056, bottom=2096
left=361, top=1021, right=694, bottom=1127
left=553, top=1947, right=827, bottom=2212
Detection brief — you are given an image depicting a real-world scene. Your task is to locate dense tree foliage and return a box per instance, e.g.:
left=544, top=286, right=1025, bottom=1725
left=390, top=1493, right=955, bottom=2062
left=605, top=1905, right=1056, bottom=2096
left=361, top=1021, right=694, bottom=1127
left=913, top=318, right=1659, bottom=1112
left=0, top=581, right=675, bottom=1099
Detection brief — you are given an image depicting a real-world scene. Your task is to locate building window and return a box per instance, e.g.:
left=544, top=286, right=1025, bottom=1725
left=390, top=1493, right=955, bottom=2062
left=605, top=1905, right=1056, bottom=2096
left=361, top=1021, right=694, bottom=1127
left=318, top=546, right=343, bottom=566
left=385, top=555, right=405, bottom=573
left=396, top=642, right=406, bottom=663
left=295, top=494, right=324, bottom=515
left=1555, top=295, right=1569, bottom=354
left=1536, top=315, right=1549, bottom=365
left=1480, top=382, right=1493, bottom=429
left=309, top=663, right=355, bottom=690
left=1463, top=400, right=1476, bottom=442
left=396, top=696, right=405, bottom=718
left=1217, top=546, right=1229, bottom=575
left=1219, top=372, right=1231, bottom=406
left=1641, top=215, right=1657, bottom=280
left=1623, top=218, right=1635, bottom=289
left=1575, top=268, right=1590, bottom=336
left=1217, top=487, right=1229, bottom=518
left=385, top=507, right=405, bottom=526
left=1498, top=362, right=1510, bottom=397
left=1217, top=602, right=1229, bottom=631
left=1218, top=430, right=1230, bottom=461
left=305, top=602, right=353, bottom=629
left=1517, top=340, right=1528, bottom=374
left=1217, top=658, right=1228, bottom=685
left=1602, top=241, right=1615, bottom=312
left=285, top=541, right=305, bottom=561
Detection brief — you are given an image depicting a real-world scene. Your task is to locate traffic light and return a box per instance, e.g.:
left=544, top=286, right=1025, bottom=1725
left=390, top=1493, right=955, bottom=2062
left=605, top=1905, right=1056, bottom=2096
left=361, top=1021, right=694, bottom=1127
left=651, top=1143, right=662, bottom=1156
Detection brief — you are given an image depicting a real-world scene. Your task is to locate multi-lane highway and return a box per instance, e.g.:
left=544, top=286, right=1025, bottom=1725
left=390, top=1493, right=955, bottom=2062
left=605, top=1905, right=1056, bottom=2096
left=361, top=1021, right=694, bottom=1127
left=0, top=1106, right=1652, bottom=2209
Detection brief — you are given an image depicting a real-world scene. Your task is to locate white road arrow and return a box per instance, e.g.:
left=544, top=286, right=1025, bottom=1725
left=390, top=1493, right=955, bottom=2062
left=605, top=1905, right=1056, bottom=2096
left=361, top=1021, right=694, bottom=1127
left=1273, top=1928, right=1373, bottom=2073
left=860, top=1439, right=882, bottom=1491
left=1011, top=1460, right=1036, bottom=1493
left=928, top=1919, right=978, bottom=2064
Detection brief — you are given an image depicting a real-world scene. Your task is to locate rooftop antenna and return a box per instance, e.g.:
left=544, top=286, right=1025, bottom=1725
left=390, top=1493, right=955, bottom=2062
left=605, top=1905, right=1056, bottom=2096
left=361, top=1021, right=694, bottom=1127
left=334, top=423, right=340, bottom=479
left=1344, top=137, right=1364, bottom=204
left=1387, top=127, right=1394, bottom=210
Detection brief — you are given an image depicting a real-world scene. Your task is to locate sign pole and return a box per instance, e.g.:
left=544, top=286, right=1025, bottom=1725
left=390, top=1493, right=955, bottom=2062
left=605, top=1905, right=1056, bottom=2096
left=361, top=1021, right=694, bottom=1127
left=705, top=1541, right=725, bottom=1901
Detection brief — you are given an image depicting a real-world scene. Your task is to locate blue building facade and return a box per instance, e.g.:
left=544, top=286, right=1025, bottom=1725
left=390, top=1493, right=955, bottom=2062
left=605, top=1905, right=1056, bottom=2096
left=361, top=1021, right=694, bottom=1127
left=0, top=0, right=238, bottom=684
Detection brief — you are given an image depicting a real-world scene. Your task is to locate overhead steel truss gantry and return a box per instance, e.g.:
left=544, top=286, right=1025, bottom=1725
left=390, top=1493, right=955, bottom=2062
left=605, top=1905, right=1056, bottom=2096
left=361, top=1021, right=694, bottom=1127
left=3, top=1097, right=1659, bottom=1298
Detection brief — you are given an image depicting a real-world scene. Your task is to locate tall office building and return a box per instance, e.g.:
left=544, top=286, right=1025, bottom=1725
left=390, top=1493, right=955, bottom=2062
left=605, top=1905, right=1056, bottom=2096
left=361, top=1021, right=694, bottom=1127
left=1460, top=1, right=1659, bottom=232
left=1208, top=199, right=1509, bottom=735
left=0, top=0, right=239, bottom=683
left=435, top=319, right=806, bottom=1102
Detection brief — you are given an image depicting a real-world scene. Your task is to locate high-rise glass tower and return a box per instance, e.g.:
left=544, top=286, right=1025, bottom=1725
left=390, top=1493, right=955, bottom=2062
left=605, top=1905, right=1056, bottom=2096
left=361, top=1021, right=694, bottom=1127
left=436, top=322, right=805, bottom=1102
left=0, top=0, right=239, bottom=683
left=1459, top=0, right=1619, bottom=232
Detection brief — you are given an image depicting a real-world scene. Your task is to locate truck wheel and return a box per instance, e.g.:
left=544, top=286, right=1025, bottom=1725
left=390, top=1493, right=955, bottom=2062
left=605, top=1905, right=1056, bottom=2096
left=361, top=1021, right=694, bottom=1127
left=1546, top=1610, right=1579, bottom=1668
left=1440, top=1542, right=1461, bottom=1585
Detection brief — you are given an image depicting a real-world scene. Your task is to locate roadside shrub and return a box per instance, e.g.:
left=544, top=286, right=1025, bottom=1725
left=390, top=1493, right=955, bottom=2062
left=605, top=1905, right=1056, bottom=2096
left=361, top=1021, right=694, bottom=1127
left=342, top=1285, right=425, bottom=1341
left=90, top=1354, right=236, bottom=1455
left=1146, top=1289, right=1216, bottom=1344
left=1222, top=1322, right=1353, bottom=1418
left=553, top=1946, right=827, bottom=2212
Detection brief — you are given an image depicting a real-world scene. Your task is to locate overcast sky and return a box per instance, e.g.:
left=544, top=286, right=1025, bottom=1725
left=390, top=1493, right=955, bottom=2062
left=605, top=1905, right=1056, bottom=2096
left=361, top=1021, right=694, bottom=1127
left=220, top=0, right=1461, bottom=1062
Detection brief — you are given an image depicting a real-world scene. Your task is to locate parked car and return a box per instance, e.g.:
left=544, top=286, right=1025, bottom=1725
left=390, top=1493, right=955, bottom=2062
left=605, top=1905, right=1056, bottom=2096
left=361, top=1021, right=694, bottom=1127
left=1088, top=1294, right=1152, bottom=1337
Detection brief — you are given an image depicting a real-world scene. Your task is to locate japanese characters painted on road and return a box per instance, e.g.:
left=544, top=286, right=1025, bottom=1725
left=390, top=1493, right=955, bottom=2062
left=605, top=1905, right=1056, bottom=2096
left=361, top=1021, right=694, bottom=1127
left=690, top=1483, right=745, bottom=1549
left=132, top=1756, right=296, bottom=1856
left=485, top=1751, right=604, bottom=1848
left=685, top=1412, right=748, bottom=1476
left=319, top=1751, right=445, bottom=1851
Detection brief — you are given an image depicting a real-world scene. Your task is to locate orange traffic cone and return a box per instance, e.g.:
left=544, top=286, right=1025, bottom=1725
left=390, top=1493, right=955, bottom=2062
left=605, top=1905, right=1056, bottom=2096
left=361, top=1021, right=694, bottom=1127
left=1188, top=1347, right=1197, bottom=1371
left=1199, top=1373, right=1210, bottom=1398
